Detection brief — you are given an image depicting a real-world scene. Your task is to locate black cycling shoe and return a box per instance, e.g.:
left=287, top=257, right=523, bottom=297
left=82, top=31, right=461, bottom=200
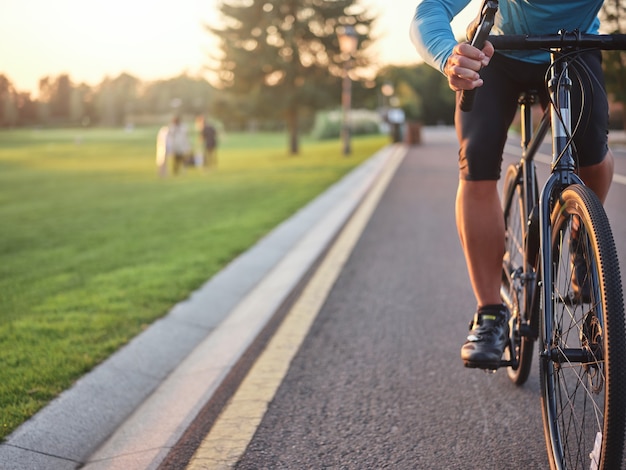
left=461, top=306, right=509, bottom=369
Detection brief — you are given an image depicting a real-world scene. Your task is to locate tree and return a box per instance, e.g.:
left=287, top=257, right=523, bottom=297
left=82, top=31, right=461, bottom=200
left=378, top=64, right=455, bottom=126
left=37, top=77, right=52, bottom=124
left=49, top=74, right=72, bottom=121
left=0, top=75, right=17, bottom=127
left=141, top=74, right=217, bottom=117
left=37, top=74, right=83, bottom=125
left=70, top=83, right=94, bottom=126
left=94, top=73, right=140, bottom=126
left=395, top=80, right=423, bottom=122
left=208, top=0, right=375, bottom=154
left=15, top=92, right=38, bottom=126
left=601, top=0, right=626, bottom=129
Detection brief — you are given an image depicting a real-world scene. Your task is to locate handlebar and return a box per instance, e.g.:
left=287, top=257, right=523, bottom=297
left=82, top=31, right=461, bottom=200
left=488, top=32, right=626, bottom=50
left=460, top=32, right=626, bottom=112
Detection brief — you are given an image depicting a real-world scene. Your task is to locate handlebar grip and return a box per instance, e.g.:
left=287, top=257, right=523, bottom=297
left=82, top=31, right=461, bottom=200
left=458, top=29, right=486, bottom=113
left=458, top=0, right=498, bottom=112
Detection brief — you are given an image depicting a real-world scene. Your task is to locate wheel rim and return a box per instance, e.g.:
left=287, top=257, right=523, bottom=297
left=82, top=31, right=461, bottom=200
left=501, top=170, right=533, bottom=382
left=544, top=211, right=606, bottom=468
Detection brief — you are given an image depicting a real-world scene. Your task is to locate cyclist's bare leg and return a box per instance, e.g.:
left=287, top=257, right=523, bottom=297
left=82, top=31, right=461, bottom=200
left=578, top=149, right=614, bottom=204
left=456, top=179, right=504, bottom=307
left=569, top=151, right=614, bottom=236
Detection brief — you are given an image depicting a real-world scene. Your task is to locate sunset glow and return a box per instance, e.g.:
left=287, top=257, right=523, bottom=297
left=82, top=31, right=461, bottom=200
left=0, top=0, right=480, bottom=94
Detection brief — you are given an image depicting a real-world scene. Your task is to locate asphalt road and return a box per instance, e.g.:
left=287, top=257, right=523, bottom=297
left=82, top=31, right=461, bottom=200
left=166, top=129, right=626, bottom=469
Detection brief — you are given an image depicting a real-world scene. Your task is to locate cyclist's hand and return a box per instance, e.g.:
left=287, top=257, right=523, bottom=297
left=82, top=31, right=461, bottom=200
left=444, top=41, right=494, bottom=91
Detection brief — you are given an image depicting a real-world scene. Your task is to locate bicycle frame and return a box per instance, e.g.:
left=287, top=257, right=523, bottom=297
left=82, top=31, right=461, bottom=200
left=500, top=48, right=603, bottom=466
left=507, top=49, right=587, bottom=343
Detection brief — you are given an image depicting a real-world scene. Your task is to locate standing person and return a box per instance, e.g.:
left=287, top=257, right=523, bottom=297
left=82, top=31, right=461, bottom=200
left=410, top=0, right=615, bottom=368
left=196, top=115, right=218, bottom=169
left=156, top=125, right=170, bottom=177
left=167, top=115, right=191, bottom=175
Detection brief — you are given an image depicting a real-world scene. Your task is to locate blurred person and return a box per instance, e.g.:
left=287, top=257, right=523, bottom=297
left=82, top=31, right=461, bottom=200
left=168, top=115, right=191, bottom=175
left=156, top=125, right=169, bottom=177
left=195, top=115, right=218, bottom=169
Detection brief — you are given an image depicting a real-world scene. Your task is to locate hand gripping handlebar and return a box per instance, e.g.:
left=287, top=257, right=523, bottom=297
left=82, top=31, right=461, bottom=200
left=459, top=0, right=499, bottom=112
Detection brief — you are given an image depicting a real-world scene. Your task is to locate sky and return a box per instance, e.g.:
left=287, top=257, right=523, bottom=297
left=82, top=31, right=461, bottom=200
left=0, top=0, right=480, bottom=95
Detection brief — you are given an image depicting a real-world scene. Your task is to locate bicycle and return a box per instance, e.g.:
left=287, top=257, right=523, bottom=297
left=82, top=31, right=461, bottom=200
left=464, top=2, right=626, bottom=469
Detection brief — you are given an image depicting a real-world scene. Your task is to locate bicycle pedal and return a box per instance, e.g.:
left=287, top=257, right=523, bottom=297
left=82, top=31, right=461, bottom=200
left=463, top=360, right=501, bottom=371
left=519, top=323, right=536, bottom=339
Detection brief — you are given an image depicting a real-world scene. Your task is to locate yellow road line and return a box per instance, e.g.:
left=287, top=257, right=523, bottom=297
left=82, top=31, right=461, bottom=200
left=186, top=144, right=407, bottom=470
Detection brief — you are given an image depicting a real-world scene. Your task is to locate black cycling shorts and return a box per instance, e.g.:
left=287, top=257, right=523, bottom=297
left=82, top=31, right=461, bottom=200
left=455, top=50, right=609, bottom=181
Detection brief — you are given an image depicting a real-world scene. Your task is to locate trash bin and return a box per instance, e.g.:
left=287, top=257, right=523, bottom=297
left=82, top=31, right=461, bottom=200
left=404, top=122, right=422, bottom=145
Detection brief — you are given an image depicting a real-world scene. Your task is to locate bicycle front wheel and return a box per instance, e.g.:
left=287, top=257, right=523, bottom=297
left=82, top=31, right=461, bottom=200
left=540, top=184, right=626, bottom=470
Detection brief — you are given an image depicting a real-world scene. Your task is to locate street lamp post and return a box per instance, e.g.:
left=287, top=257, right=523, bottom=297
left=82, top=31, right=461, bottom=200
left=337, top=25, right=358, bottom=156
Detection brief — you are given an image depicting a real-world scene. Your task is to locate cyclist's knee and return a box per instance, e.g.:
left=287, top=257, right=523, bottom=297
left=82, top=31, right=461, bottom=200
left=459, top=149, right=503, bottom=181
left=579, top=149, right=614, bottom=203
left=458, top=179, right=499, bottom=199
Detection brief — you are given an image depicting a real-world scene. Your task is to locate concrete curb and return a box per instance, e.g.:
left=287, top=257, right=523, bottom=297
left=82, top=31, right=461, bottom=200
left=0, top=143, right=405, bottom=470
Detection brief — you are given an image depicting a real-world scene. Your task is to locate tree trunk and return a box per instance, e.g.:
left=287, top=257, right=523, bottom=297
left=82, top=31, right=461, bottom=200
left=286, top=106, right=299, bottom=155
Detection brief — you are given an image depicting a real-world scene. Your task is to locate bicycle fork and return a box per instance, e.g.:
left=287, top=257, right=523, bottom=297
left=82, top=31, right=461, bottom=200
left=536, top=51, right=585, bottom=360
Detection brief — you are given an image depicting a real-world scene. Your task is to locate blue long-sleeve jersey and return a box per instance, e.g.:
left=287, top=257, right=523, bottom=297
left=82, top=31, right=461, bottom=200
left=410, top=0, right=603, bottom=74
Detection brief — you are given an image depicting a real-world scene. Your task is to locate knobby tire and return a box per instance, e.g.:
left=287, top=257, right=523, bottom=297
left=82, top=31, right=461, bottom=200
left=540, top=184, right=626, bottom=470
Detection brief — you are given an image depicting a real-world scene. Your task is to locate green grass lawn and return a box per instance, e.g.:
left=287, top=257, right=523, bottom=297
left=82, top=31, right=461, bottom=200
left=0, top=126, right=388, bottom=439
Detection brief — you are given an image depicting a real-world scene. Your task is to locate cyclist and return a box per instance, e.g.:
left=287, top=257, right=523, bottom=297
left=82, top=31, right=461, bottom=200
left=410, top=0, right=616, bottom=368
